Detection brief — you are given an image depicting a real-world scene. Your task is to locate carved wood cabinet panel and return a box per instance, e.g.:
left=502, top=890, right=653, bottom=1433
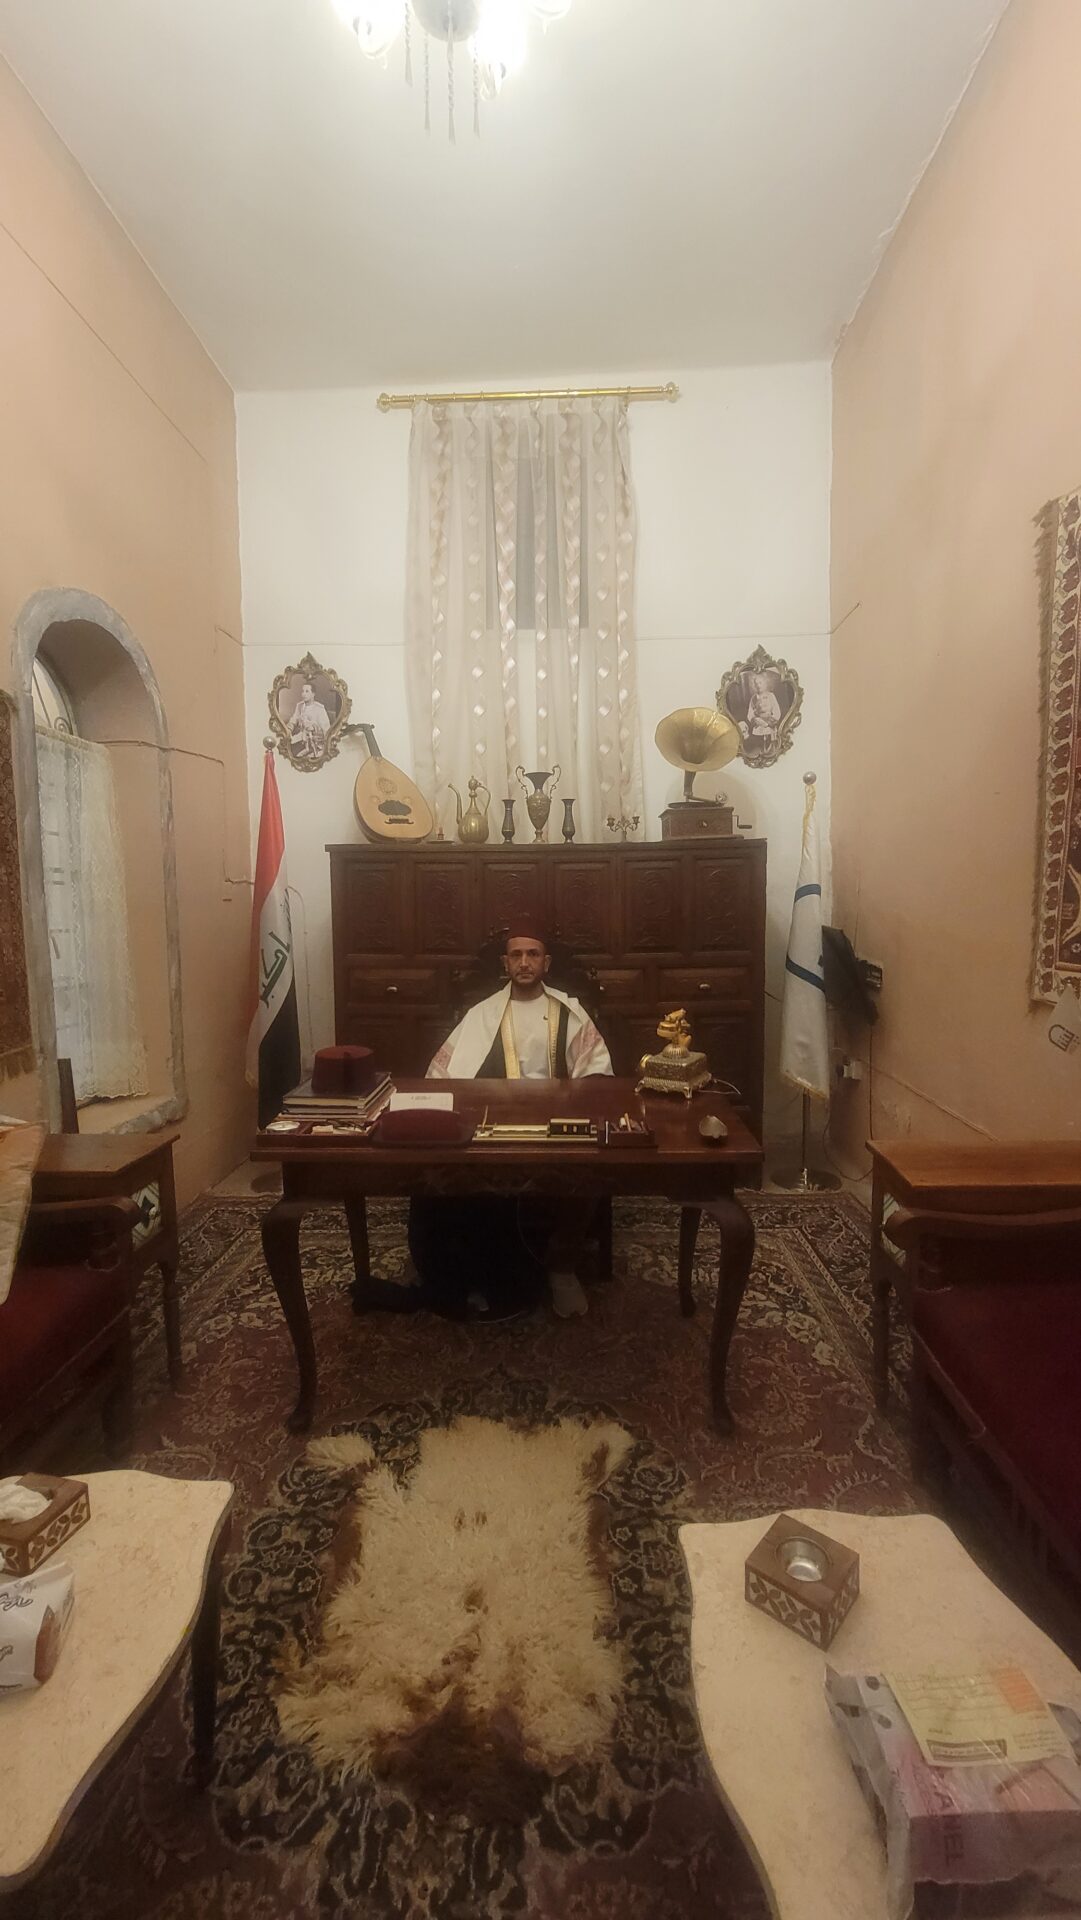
left=328, top=839, right=767, bottom=1137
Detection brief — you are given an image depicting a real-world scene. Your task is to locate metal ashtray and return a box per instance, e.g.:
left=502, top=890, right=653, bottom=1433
left=779, top=1536, right=830, bottom=1583
left=698, top=1115, right=729, bottom=1145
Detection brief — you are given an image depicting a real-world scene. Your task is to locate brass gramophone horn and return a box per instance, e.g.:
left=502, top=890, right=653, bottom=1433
left=655, top=706, right=741, bottom=802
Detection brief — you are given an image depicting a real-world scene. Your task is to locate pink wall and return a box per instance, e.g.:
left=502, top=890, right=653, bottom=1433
left=0, top=57, right=252, bottom=1200
left=830, top=0, right=1079, bottom=1150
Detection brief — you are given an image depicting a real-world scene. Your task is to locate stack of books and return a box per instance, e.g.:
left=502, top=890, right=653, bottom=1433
left=279, top=1073, right=392, bottom=1127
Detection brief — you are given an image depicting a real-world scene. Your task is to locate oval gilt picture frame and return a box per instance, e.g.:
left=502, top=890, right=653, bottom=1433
left=268, top=653, right=352, bottom=773
left=716, top=646, right=803, bottom=770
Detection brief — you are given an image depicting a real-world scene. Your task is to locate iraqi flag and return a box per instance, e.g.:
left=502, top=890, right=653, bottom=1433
left=246, top=751, right=301, bottom=1126
left=779, top=775, right=830, bottom=1101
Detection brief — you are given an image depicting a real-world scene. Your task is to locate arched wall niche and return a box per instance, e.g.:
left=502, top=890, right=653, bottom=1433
left=12, top=588, right=187, bottom=1133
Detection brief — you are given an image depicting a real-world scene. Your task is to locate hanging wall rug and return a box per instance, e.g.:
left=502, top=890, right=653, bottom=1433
left=1035, top=489, right=1081, bottom=1000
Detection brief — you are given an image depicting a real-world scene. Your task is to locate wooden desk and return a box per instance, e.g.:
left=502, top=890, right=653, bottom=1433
left=681, top=1510, right=1081, bottom=1920
left=868, top=1138, right=1081, bottom=1406
left=253, top=1078, right=763, bottom=1437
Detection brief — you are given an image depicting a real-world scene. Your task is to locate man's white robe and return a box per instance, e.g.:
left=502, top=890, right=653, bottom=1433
left=427, top=984, right=612, bottom=1080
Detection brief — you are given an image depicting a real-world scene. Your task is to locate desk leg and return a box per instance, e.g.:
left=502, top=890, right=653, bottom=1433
left=344, top=1197, right=370, bottom=1285
left=869, top=1167, right=890, bottom=1408
left=191, top=1522, right=228, bottom=1790
left=160, top=1257, right=184, bottom=1390
left=678, top=1207, right=701, bottom=1318
left=262, top=1200, right=317, bottom=1433
left=709, top=1194, right=754, bottom=1435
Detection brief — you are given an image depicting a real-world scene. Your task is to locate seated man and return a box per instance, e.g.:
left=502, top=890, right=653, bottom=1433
left=353, top=919, right=612, bottom=1321
left=429, top=920, right=612, bottom=1083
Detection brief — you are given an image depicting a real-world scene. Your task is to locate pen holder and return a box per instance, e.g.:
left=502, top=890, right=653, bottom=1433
left=603, top=1121, right=655, bottom=1149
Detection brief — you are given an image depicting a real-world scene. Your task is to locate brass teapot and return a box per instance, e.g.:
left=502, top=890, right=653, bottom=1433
left=449, top=776, right=491, bottom=845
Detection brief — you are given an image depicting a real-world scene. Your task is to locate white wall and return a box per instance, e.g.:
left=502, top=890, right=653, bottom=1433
left=238, top=364, right=831, bottom=1143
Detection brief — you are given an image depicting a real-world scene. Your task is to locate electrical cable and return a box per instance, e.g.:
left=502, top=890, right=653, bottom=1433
left=822, top=1021, right=874, bottom=1183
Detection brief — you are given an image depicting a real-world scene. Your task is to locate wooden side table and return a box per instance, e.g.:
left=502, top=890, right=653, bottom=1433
left=0, top=1470, right=233, bottom=1891
left=32, top=1131, right=183, bottom=1388
left=868, top=1137, right=1081, bottom=1406
left=681, top=1510, right=1081, bottom=1920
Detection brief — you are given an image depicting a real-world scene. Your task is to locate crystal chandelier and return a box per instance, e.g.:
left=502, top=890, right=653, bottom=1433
left=330, top=0, right=573, bottom=140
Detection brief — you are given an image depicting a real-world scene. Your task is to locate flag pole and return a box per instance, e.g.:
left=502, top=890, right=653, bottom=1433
left=772, top=1091, right=842, bottom=1192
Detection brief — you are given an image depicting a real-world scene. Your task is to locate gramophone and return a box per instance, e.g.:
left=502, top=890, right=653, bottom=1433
left=655, top=707, right=742, bottom=840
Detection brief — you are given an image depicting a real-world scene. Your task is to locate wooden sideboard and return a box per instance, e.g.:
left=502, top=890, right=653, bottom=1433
left=327, top=839, right=767, bottom=1139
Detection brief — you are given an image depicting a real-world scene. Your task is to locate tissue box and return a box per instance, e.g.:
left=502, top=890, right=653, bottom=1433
left=0, top=1475, right=90, bottom=1577
left=0, top=1560, right=75, bottom=1692
left=826, top=1670, right=1081, bottom=1919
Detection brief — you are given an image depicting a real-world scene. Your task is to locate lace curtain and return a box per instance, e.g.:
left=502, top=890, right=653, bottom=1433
left=405, top=396, right=644, bottom=842
left=36, top=729, right=147, bottom=1103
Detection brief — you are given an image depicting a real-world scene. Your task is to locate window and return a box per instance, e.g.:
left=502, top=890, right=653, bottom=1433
left=31, top=657, right=77, bottom=735
left=35, top=661, right=147, bottom=1104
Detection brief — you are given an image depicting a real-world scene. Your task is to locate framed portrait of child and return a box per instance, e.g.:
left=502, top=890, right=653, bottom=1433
left=716, top=646, right=803, bottom=769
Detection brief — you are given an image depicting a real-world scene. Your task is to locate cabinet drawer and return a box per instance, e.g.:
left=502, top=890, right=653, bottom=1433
left=339, top=857, right=407, bottom=954
left=347, top=966, right=439, bottom=1004
left=594, top=968, right=647, bottom=1005
left=623, top=857, right=684, bottom=953
left=657, top=966, right=751, bottom=1005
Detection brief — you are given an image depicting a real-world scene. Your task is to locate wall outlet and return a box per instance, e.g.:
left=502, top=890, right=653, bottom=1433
left=841, top=1058, right=864, bottom=1082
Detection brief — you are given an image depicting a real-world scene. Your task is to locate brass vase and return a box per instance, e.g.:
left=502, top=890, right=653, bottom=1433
left=515, top=765, right=561, bottom=843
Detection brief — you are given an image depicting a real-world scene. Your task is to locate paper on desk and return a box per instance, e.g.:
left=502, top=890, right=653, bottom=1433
left=886, top=1665, right=1073, bottom=1768
left=388, top=1093, right=454, bottom=1112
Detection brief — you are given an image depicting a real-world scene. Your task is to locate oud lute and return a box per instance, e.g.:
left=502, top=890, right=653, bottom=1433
left=352, top=724, right=434, bottom=844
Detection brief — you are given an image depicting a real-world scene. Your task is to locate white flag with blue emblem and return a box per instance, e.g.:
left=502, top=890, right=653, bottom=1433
left=780, top=776, right=830, bottom=1100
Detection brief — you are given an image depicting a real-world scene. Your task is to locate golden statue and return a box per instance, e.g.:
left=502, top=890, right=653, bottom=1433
left=655, top=1008, right=692, bottom=1053
left=636, top=1007, right=711, bottom=1100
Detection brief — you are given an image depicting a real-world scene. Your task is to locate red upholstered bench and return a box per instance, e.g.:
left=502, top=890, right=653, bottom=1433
left=0, top=1198, right=138, bottom=1470
left=889, top=1206, right=1081, bottom=1608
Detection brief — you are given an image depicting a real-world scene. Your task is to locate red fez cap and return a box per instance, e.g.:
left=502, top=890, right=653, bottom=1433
left=504, top=916, right=548, bottom=946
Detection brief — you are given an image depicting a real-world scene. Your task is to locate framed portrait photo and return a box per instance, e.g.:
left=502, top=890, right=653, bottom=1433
left=716, top=646, right=803, bottom=770
left=268, top=653, right=351, bottom=773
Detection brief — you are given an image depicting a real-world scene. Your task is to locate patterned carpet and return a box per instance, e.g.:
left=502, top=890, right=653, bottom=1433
left=5, top=1192, right=920, bottom=1920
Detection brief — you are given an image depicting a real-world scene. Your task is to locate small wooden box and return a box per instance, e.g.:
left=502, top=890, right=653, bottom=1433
left=661, top=803, right=734, bottom=840
left=745, top=1513, right=859, bottom=1649
left=603, top=1120, right=656, bottom=1148
left=0, top=1475, right=90, bottom=1577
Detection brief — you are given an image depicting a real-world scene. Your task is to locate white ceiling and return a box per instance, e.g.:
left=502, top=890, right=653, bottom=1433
left=0, top=0, right=1007, bottom=390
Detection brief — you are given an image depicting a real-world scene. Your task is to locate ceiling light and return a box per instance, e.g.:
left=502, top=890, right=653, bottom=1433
left=474, top=0, right=528, bottom=95
left=341, top=1, right=404, bottom=59
left=329, top=0, right=572, bottom=139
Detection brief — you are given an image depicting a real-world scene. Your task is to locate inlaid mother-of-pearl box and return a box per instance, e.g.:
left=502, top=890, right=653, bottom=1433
left=745, top=1513, right=860, bottom=1650
left=0, top=1475, right=90, bottom=1577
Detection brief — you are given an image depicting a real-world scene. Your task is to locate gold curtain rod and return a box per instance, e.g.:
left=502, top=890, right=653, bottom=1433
left=376, top=381, right=679, bottom=411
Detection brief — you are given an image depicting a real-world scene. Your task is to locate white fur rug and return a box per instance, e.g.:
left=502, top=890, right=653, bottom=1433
left=277, top=1417, right=633, bottom=1787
